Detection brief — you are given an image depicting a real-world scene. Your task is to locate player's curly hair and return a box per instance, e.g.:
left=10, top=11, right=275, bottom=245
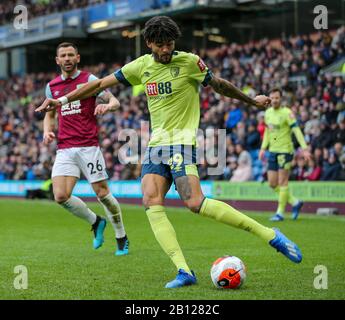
left=142, top=16, right=181, bottom=43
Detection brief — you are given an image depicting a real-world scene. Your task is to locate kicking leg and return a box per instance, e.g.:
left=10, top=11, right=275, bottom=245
left=176, top=175, right=302, bottom=263
left=177, top=175, right=275, bottom=241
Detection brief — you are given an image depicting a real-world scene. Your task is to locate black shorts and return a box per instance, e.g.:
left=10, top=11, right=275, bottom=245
left=268, top=152, right=293, bottom=171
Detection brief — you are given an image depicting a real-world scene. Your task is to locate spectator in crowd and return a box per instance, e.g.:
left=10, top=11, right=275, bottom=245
left=312, top=119, right=333, bottom=150
left=225, top=102, right=243, bottom=134
left=256, top=111, right=266, bottom=140
left=304, top=157, right=322, bottom=181
left=0, top=1, right=103, bottom=25
left=230, top=143, right=252, bottom=182
left=291, top=156, right=307, bottom=181
left=304, top=110, right=321, bottom=143
left=321, top=151, right=342, bottom=181
left=245, top=120, right=261, bottom=151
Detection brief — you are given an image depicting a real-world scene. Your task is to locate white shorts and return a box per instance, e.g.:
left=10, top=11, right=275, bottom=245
left=52, top=146, right=108, bottom=184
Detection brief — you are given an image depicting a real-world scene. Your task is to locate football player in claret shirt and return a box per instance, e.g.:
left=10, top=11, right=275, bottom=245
left=37, top=17, right=303, bottom=288
left=43, top=42, right=129, bottom=255
left=259, top=88, right=311, bottom=221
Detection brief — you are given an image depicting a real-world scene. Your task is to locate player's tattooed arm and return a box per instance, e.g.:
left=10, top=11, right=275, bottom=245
left=209, top=76, right=270, bottom=108
left=175, top=176, right=192, bottom=201
left=95, top=91, right=119, bottom=109
left=95, top=92, right=109, bottom=105
left=94, top=91, right=120, bottom=115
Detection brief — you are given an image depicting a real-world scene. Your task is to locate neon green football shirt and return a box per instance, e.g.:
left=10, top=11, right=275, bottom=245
left=115, top=51, right=212, bottom=147
left=263, top=106, right=297, bottom=153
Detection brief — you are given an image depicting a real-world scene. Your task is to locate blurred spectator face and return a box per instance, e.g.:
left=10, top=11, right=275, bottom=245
left=227, top=144, right=235, bottom=154
left=257, top=112, right=265, bottom=123
left=320, top=121, right=328, bottom=130
left=310, top=97, right=318, bottom=108
left=312, top=110, right=320, bottom=119
left=235, top=144, right=243, bottom=154
left=297, top=157, right=305, bottom=168
left=331, top=121, right=338, bottom=130
left=308, top=157, right=316, bottom=168
left=302, top=98, right=309, bottom=107
left=329, top=153, right=337, bottom=164
left=335, top=77, right=343, bottom=87
left=248, top=124, right=255, bottom=132
left=314, top=148, right=322, bottom=158
left=300, top=111, right=309, bottom=122
left=56, top=46, right=80, bottom=74
left=339, top=119, right=345, bottom=129
left=269, top=90, right=282, bottom=109
left=291, top=63, right=299, bottom=73
left=334, top=142, right=343, bottom=155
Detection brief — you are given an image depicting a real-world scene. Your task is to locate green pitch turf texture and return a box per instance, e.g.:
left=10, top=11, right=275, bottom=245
left=0, top=199, right=344, bottom=300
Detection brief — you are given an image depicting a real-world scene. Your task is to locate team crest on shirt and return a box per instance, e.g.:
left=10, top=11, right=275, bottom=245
left=170, top=67, right=180, bottom=78
left=143, top=71, right=150, bottom=78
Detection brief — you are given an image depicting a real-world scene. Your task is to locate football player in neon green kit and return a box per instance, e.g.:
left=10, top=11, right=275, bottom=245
left=259, top=88, right=311, bottom=221
left=36, top=16, right=303, bottom=288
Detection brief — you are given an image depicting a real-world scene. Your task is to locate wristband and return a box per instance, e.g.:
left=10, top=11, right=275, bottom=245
left=58, top=96, right=68, bottom=105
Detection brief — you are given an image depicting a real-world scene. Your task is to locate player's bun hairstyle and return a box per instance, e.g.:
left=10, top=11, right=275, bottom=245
left=142, top=16, right=181, bottom=44
left=56, top=42, right=78, bottom=55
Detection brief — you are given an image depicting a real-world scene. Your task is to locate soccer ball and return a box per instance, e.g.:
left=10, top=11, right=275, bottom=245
left=210, top=255, right=247, bottom=289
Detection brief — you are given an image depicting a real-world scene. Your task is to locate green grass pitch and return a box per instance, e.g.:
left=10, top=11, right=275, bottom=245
left=0, top=199, right=344, bottom=300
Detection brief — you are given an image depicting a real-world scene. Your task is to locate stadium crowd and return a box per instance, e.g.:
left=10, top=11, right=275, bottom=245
left=0, top=27, right=344, bottom=182
left=0, top=0, right=178, bottom=26
left=1, top=0, right=95, bottom=25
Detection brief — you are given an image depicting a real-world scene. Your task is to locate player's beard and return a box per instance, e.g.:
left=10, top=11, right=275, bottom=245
left=61, top=62, right=78, bottom=74
left=153, top=52, right=172, bottom=64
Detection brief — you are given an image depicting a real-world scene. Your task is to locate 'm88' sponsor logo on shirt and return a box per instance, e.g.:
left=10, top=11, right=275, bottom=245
left=146, top=82, right=172, bottom=96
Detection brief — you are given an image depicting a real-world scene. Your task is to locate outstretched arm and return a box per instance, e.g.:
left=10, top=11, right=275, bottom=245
left=68, top=74, right=119, bottom=103
left=36, top=73, right=119, bottom=112
left=209, top=76, right=270, bottom=108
